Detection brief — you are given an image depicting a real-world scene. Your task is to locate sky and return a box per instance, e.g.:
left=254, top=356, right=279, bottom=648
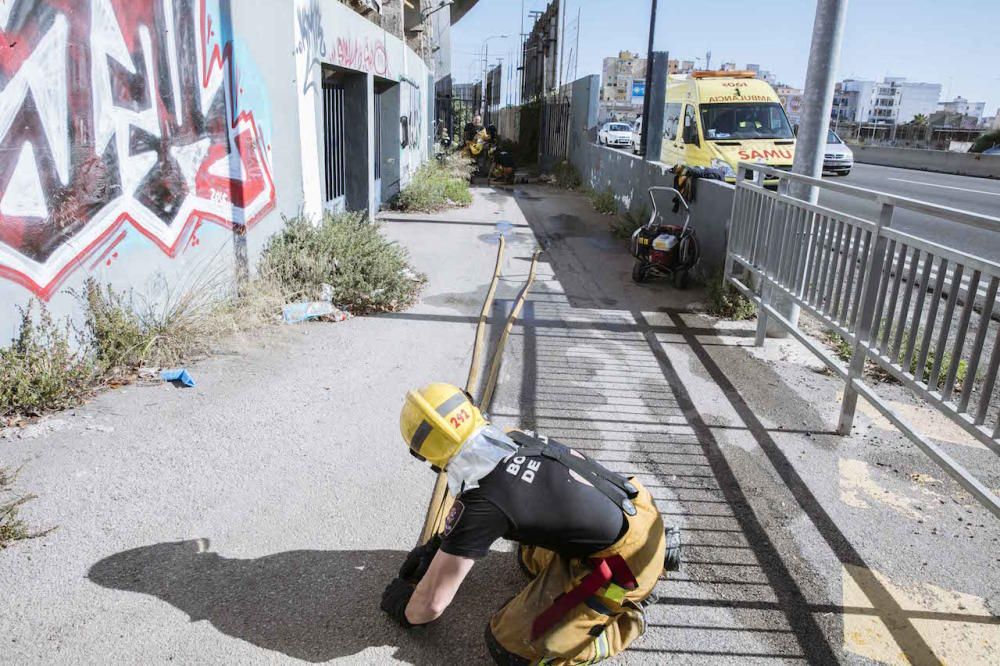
left=451, top=0, right=1000, bottom=118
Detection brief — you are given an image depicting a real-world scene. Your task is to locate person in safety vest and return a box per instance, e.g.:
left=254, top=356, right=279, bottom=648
left=381, top=383, right=680, bottom=665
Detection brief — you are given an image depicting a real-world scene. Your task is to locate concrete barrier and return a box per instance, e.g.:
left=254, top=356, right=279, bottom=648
left=568, top=139, right=735, bottom=281
left=851, top=145, right=1000, bottom=179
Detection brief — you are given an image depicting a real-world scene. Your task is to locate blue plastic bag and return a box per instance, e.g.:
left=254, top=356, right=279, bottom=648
left=160, top=368, right=196, bottom=387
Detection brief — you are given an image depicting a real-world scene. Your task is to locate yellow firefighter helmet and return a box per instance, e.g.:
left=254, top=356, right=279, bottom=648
left=400, top=383, right=486, bottom=469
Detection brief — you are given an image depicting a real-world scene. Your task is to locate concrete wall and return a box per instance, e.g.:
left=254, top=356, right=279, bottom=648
left=293, top=0, right=431, bottom=219
left=569, top=140, right=734, bottom=280
left=0, top=0, right=432, bottom=337
left=566, top=76, right=734, bottom=281
left=852, top=145, right=1000, bottom=179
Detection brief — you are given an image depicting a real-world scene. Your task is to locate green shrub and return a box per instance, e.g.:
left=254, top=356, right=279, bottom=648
left=394, top=158, right=473, bottom=212
left=823, top=330, right=854, bottom=363
left=705, top=272, right=757, bottom=320
left=551, top=160, right=582, bottom=189
left=1, top=467, right=51, bottom=549
left=610, top=206, right=649, bottom=240
left=823, top=326, right=969, bottom=386
left=81, top=278, right=220, bottom=375
left=259, top=212, right=425, bottom=314
left=971, top=130, right=1000, bottom=154
left=590, top=189, right=618, bottom=215
left=0, top=303, right=95, bottom=421
left=1, top=274, right=287, bottom=422
left=83, top=281, right=150, bottom=373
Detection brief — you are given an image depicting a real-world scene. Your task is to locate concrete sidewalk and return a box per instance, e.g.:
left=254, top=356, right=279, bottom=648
left=0, top=189, right=535, bottom=664
left=2, top=184, right=998, bottom=665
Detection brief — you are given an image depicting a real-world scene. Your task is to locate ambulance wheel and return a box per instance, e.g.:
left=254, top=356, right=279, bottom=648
left=672, top=269, right=690, bottom=289
left=632, top=261, right=647, bottom=283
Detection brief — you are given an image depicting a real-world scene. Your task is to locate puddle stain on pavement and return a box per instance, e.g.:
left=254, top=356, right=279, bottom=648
left=839, top=458, right=946, bottom=521
left=842, top=564, right=1000, bottom=665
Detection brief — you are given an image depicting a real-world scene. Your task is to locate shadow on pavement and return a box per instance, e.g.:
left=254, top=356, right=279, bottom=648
left=88, top=539, right=511, bottom=664
left=505, top=185, right=992, bottom=663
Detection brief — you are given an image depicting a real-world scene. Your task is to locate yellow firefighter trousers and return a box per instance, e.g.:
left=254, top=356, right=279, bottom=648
left=488, top=480, right=666, bottom=665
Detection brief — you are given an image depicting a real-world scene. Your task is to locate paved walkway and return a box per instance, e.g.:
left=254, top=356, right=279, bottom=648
left=2, top=185, right=998, bottom=664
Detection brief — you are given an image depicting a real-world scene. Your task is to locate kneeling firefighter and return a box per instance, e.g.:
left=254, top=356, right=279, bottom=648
left=381, top=383, right=679, bottom=665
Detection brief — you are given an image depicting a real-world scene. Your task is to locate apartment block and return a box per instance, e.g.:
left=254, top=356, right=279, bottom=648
left=601, top=51, right=648, bottom=103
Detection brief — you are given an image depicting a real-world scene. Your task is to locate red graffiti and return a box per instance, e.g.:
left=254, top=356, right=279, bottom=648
left=335, top=36, right=389, bottom=76
left=737, top=148, right=794, bottom=161
left=0, top=0, right=275, bottom=300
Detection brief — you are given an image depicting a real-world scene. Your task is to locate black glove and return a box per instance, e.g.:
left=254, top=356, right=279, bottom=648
left=399, top=534, right=442, bottom=582
left=381, top=577, right=416, bottom=628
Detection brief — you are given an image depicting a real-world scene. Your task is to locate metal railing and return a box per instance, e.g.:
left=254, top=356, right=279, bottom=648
left=724, top=163, right=1000, bottom=517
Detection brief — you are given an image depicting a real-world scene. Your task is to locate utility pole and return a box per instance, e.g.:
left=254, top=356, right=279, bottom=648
left=791, top=0, right=849, bottom=203
left=639, top=0, right=658, bottom=157
left=480, top=34, right=507, bottom=119
left=557, top=0, right=566, bottom=91
left=773, top=0, right=849, bottom=336
left=518, top=0, right=525, bottom=107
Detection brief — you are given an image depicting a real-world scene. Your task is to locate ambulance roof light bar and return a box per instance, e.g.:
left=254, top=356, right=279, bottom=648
left=690, top=70, right=757, bottom=79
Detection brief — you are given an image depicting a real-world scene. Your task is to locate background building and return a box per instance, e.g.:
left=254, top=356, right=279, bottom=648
left=891, top=78, right=943, bottom=124
left=776, top=86, right=804, bottom=126
left=668, top=59, right=696, bottom=75
left=600, top=51, right=647, bottom=103
left=599, top=50, right=647, bottom=122
left=832, top=77, right=942, bottom=126
left=939, top=96, right=986, bottom=123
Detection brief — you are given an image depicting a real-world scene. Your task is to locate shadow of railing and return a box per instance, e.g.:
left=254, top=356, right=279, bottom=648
left=499, top=274, right=1000, bottom=662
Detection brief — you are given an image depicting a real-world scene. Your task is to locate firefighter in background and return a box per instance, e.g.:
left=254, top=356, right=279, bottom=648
left=463, top=114, right=493, bottom=176
left=381, top=384, right=678, bottom=665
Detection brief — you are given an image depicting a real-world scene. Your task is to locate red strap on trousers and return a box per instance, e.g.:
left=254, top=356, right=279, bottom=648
left=530, top=555, right=638, bottom=640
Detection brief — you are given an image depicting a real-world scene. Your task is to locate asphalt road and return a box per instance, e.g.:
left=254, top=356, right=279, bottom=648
left=820, top=163, right=1000, bottom=262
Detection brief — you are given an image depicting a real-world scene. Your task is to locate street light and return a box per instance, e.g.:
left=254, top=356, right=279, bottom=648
left=420, top=0, right=453, bottom=22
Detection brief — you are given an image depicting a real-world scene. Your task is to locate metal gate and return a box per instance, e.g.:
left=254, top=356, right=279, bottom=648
left=725, top=163, right=1000, bottom=517
left=539, top=93, right=571, bottom=165
left=374, top=90, right=382, bottom=181
left=437, top=86, right=477, bottom=145
left=323, top=82, right=346, bottom=204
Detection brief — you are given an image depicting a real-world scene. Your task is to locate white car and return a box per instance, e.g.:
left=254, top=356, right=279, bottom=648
left=630, top=118, right=642, bottom=154
left=823, top=129, right=854, bottom=176
left=599, top=122, right=633, bottom=148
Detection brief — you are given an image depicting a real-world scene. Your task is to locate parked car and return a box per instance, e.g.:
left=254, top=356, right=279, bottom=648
left=599, top=121, right=633, bottom=148
left=630, top=118, right=642, bottom=154
left=983, top=145, right=1000, bottom=155
left=823, top=129, right=854, bottom=176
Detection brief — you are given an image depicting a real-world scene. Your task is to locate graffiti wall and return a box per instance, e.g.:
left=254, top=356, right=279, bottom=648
left=0, top=0, right=434, bottom=334
left=293, top=0, right=430, bottom=215
left=0, top=0, right=275, bottom=302
left=399, top=43, right=431, bottom=187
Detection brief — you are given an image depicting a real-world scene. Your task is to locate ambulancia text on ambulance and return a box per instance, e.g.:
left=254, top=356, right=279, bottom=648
left=660, top=70, right=796, bottom=185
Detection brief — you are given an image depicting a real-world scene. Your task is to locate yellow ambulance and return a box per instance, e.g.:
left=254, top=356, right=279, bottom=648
left=660, top=71, right=796, bottom=183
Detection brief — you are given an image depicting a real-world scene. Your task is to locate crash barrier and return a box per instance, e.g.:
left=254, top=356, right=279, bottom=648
left=419, top=241, right=543, bottom=544
left=725, top=163, right=1000, bottom=518
left=851, top=145, right=1000, bottom=180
